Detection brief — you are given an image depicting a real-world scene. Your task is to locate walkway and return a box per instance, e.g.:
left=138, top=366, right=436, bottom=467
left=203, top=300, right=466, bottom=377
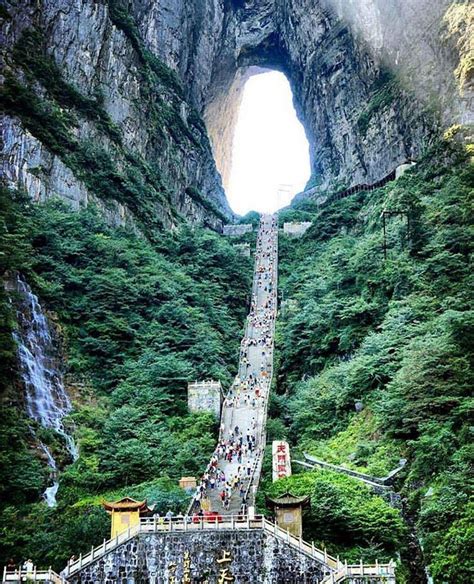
left=190, top=214, right=278, bottom=515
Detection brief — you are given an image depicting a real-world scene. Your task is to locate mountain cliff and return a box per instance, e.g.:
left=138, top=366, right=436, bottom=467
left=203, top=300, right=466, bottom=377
left=1, top=0, right=471, bottom=225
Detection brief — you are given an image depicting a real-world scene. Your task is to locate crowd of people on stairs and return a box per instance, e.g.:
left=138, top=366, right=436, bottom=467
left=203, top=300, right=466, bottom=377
left=190, top=215, right=278, bottom=517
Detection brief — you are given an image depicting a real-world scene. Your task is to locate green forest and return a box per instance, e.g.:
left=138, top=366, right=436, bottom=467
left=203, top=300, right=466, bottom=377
left=0, top=189, right=252, bottom=568
left=263, top=138, right=473, bottom=582
left=1, top=0, right=472, bottom=582
left=1, top=139, right=472, bottom=581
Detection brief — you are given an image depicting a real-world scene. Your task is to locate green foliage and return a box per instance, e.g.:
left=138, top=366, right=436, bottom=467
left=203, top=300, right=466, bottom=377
left=0, top=193, right=252, bottom=568
left=264, top=470, right=405, bottom=560
left=274, top=141, right=474, bottom=578
left=0, top=186, right=33, bottom=388
left=0, top=409, right=47, bottom=505
left=238, top=211, right=261, bottom=226
left=357, top=69, right=399, bottom=135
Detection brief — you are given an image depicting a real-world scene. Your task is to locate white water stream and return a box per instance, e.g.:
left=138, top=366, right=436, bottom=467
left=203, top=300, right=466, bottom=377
left=12, top=275, right=78, bottom=506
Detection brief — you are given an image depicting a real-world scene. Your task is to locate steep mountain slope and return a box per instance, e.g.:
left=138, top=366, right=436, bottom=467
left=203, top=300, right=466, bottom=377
left=0, top=1, right=472, bottom=579
left=268, top=138, right=473, bottom=582
left=0, top=188, right=253, bottom=567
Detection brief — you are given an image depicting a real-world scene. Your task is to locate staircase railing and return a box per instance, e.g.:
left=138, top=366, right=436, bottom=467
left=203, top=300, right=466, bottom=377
left=2, top=568, right=66, bottom=584
left=63, top=514, right=394, bottom=581
left=320, top=560, right=396, bottom=583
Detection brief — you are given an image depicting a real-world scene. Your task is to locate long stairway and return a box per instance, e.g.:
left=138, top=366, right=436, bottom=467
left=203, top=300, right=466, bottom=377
left=58, top=213, right=396, bottom=583
left=190, top=214, right=278, bottom=515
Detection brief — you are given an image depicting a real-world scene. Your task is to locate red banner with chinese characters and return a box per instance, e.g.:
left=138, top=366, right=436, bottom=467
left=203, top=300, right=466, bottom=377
left=272, top=440, right=291, bottom=482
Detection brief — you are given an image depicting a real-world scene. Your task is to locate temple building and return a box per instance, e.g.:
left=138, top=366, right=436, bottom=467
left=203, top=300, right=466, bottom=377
left=266, top=492, right=310, bottom=538
left=103, top=497, right=154, bottom=539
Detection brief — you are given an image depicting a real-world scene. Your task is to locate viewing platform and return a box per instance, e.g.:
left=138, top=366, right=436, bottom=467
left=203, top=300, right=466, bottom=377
left=60, top=515, right=395, bottom=583
left=2, top=568, right=66, bottom=584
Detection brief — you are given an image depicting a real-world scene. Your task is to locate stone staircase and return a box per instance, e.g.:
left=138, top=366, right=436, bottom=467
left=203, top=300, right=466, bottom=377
left=63, top=515, right=395, bottom=583
left=189, top=214, right=278, bottom=516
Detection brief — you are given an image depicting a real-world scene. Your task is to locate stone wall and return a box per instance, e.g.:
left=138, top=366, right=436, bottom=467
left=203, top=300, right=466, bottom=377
left=223, top=224, right=254, bottom=237
left=188, top=381, right=222, bottom=419
left=68, top=529, right=328, bottom=584
left=283, top=223, right=312, bottom=238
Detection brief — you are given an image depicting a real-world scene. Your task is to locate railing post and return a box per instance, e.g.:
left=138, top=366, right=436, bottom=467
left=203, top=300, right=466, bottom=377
left=312, top=541, right=315, bottom=557
left=324, top=547, right=327, bottom=563
left=2, top=566, right=6, bottom=583
left=91, top=545, right=94, bottom=561
left=154, top=515, right=157, bottom=531
left=360, top=558, right=363, bottom=575
left=102, top=539, right=106, bottom=554
left=286, top=529, right=290, bottom=543
left=247, top=514, right=250, bottom=529
left=34, top=566, right=37, bottom=581
left=79, top=554, right=82, bottom=569
left=127, top=527, right=131, bottom=539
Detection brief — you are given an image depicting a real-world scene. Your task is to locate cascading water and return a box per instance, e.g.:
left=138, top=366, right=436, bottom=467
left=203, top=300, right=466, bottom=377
left=12, top=275, right=78, bottom=506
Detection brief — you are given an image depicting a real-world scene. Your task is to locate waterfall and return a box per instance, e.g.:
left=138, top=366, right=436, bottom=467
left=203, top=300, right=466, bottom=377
left=12, top=275, right=78, bottom=507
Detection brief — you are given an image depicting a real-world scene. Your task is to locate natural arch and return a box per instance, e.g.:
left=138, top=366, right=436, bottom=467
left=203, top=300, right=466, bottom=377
left=198, top=0, right=442, bottom=199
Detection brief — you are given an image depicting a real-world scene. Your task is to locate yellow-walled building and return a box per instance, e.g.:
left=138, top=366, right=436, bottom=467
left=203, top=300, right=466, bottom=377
left=103, top=497, right=153, bottom=539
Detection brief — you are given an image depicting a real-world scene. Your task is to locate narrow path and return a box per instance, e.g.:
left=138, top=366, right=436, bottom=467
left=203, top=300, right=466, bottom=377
left=191, top=214, right=278, bottom=516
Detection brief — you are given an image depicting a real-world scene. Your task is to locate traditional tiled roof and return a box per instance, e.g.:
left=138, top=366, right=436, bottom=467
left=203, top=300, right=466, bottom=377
left=266, top=492, right=310, bottom=508
left=102, top=497, right=150, bottom=512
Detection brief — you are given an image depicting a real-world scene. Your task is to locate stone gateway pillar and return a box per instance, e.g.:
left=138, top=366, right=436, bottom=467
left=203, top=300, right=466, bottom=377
left=266, top=492, right=310, bottom=538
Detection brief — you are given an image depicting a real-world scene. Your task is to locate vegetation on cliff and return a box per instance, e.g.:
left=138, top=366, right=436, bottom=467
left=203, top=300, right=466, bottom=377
left=0, top=17, right=226, bottom=236
left=0, top=189, right=252, bottom=568
left=268, top=140, right=473, bottom=581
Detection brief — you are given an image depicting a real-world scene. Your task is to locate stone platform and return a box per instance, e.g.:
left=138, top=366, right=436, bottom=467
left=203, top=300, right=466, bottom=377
left=64, top=517, right=395, bottom=584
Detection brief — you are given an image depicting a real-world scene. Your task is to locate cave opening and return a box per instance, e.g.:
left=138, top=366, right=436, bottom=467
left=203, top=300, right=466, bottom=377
left=228, top=70, right=310, bottom=214
left=206, top=69, right=311, bottom=216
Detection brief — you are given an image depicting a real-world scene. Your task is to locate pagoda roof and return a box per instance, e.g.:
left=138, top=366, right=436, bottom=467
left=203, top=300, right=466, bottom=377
left=102, top=497, right=151, bottom=512
left=266, top=491, right=311, bottom=508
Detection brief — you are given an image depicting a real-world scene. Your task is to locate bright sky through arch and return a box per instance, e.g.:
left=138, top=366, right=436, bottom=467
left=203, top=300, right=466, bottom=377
left=227, top=71, right=311, bottom=215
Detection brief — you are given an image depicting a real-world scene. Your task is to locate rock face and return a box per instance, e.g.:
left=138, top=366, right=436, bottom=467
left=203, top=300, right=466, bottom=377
left=1, top=0, right=471, bottom=222
left=0, top=0, right=233, bottom=233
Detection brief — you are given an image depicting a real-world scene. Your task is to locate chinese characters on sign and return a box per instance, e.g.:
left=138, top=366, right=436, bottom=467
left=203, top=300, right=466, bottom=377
left=217, top=550, right=235, bottom=583
left=167, top=549, right=235, bottom=583
left=272, top=440, right=292, bottom=482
